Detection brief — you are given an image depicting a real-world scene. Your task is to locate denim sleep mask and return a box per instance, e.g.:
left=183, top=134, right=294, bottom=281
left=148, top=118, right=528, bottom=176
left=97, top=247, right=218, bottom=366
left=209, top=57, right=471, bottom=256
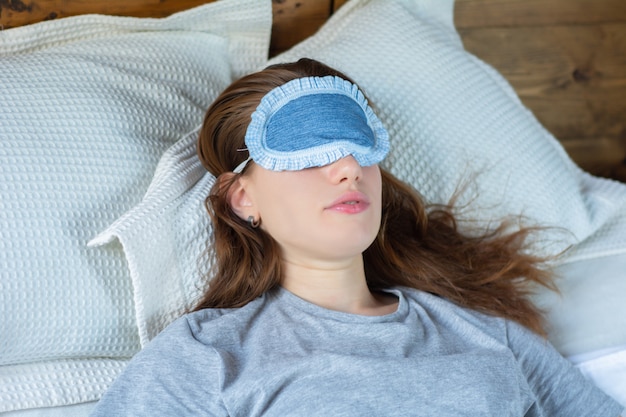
left=233, top=76, right=389, bottom=173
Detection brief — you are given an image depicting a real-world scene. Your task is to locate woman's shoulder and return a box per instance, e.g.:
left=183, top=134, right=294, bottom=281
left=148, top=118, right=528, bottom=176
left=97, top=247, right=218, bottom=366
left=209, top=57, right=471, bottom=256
left=177, top=293, right=270, bottom=345
left=394, top=286, right=509, bottom=338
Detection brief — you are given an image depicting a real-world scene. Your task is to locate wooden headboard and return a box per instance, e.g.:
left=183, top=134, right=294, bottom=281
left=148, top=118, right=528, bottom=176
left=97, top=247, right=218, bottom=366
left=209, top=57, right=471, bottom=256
left=2, top=0, right=625, bottom=182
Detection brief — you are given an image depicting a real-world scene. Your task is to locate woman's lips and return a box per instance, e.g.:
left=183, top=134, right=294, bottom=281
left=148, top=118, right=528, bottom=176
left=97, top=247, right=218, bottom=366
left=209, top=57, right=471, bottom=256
left=325, top=191, right=370, bottom=214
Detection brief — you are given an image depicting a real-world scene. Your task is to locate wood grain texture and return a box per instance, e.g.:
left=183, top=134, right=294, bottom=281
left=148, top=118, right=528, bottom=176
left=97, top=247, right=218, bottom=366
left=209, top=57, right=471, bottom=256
left=270, top=0, right=332, bottom=56
left=460, top=25, right=626, bottom=138
left=456, top=0, right=626, bottom=181
left=455, top=0, right=626, bottom=27
left=333, top=0, right=350, bottom=12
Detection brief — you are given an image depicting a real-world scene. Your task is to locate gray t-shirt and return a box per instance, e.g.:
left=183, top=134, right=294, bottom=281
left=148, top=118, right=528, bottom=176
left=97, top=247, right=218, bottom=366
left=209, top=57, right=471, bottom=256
left=90, top=286, right=623, bottom=416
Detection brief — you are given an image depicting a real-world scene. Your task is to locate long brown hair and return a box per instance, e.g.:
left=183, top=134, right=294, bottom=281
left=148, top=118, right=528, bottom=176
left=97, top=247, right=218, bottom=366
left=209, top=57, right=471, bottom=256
left=196, top=58, right=555, bottom=335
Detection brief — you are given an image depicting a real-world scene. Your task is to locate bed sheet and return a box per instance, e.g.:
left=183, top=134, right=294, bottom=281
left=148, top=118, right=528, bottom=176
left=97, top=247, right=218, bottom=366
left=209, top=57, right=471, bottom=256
left=0, top=402, right=96, bottom=417
left=572, top=346, right=626, bottom=406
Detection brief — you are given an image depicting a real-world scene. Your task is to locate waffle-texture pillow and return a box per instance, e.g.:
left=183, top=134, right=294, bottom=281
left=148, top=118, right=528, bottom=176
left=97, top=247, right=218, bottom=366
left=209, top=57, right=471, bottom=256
left=0, top=0, right=271, bottom=412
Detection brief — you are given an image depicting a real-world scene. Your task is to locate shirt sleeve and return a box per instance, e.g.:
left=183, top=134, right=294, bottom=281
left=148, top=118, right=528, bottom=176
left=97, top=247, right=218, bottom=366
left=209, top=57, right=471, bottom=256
left=89, top=316, right=229, bottom=417
left=506, top=320, right=624, bottom=417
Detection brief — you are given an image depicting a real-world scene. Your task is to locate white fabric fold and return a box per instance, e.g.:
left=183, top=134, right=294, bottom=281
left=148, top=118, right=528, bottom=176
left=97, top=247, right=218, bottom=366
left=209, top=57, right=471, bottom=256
left=90, top=127, right=216, bottom=344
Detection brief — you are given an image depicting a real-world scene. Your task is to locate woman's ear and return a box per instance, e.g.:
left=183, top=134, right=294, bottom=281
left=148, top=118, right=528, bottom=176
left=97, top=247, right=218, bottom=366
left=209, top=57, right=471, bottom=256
left=220, top=172, right=256, bottom=221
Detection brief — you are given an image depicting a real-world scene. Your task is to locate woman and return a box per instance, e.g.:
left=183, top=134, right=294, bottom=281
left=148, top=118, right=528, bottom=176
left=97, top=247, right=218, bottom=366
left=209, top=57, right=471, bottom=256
left=90, top=58, right=623, bottom=416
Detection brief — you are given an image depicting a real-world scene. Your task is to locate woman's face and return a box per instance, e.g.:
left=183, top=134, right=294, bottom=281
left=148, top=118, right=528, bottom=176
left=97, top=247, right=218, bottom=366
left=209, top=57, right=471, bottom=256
left=241, top=156, right=382, bottom=267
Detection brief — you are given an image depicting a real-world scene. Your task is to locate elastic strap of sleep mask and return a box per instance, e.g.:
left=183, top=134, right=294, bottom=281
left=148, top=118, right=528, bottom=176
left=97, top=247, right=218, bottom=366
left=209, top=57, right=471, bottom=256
left=233, top=155, right=252, bottom=174
left=233, top=75, right=389, bottom=173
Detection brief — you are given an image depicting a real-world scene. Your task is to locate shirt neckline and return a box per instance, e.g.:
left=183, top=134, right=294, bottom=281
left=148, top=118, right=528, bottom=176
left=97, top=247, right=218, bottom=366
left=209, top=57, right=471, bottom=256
left=270, top=286, right=408, bottom=324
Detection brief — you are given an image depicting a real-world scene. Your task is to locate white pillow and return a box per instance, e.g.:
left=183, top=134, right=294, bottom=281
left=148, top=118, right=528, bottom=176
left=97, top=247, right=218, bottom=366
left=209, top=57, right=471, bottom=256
left=534, top=253, right=626, bottom=357
left=0, top=0, right=271, bottom=412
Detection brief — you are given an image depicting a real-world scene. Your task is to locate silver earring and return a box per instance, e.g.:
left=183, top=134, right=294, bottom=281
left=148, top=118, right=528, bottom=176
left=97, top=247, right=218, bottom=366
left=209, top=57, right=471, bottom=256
left=247, top=216, right=260, bottom=228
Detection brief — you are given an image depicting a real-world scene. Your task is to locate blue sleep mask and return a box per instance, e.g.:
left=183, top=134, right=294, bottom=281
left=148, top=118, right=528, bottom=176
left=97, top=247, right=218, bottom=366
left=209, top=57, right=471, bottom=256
left=233, top=76, right=389, bottom=173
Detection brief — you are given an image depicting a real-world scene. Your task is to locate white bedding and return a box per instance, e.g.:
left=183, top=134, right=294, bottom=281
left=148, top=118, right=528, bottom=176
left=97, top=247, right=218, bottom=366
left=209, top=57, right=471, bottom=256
left=1, top=402, right=96, bottom=417
left=572, top=346, right=626, bottom=406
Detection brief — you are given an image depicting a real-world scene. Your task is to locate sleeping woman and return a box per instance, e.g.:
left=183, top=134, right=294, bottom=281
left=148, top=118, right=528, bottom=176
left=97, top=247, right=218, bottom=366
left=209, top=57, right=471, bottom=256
left=89, top=58, right=623, bottom=416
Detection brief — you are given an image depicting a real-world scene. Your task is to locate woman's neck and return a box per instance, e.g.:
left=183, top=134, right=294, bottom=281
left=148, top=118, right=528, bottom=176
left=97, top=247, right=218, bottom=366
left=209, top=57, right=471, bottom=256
left=280, top=255, right=397, bottom=316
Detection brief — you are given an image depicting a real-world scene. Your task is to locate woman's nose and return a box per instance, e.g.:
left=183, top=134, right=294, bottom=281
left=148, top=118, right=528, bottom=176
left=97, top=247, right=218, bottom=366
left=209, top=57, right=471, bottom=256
left=327, top=155, right=362, bottom=184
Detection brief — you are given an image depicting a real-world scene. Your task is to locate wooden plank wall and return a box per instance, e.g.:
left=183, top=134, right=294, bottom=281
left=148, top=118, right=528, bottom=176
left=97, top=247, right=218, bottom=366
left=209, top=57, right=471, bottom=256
left=2, top=0, right=625, bottom=181
left=456, top=0, right=626, bottom=181
left=271, top=0, right=333, bottom=56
